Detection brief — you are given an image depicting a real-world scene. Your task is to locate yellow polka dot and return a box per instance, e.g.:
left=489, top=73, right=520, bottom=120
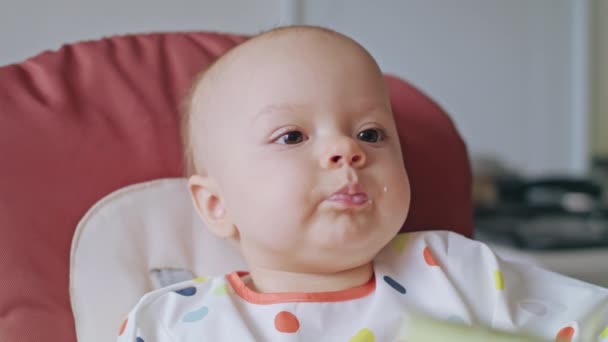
left=349, top=328, right=375, bottom=342
left=493, top=270, right=504, bottom=290
left=601, top=326, right=608, bottom=338
left=193, top=276, right=208, bottom=283
left=391, top=234, right=409, bottom=253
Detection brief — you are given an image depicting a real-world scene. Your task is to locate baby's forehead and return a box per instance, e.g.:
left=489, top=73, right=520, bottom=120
left=190, top=28, right=385, bottom=127
left=197, top=29, right=373, bottom=88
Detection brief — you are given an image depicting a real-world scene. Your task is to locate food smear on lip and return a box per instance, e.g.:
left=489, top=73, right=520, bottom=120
left=326, top=193, right=369, bottom=206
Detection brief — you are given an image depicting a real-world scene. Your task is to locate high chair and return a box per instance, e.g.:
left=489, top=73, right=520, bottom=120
left=0, top=31, right=472, bottom=341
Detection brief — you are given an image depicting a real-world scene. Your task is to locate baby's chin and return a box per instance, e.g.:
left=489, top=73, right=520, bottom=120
left=316, top=214, right=395, bottom=241
left=309, top=222, right=394, bottom=256
left=318, top=226, right=376, bottom=247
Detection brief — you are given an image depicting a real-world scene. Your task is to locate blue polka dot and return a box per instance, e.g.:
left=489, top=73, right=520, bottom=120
left=174, top=286, right=197, bottom=296
left=183, top=305, right=209, bottom=322
left=136, top=337, right=144, bottom=342
left=383, top=275, right=406, bottom=294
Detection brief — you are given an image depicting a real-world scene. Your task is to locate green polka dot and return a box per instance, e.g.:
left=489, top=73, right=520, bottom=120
left=213, top=284, right=230, bottom=296
left=391, top=235, right=409, bottom=253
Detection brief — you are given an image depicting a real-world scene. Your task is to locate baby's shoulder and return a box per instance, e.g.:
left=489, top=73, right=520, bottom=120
left=118, top=275, right=227, bottom=340
left=379, top=229, right=486, bottom=253
left=375, top=229, right=496, bottom=267
left=128, top=275, right=224, bottom=320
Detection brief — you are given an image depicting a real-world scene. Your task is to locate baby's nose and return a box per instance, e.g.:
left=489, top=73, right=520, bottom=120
left=321, top=137, right=367, bottom=169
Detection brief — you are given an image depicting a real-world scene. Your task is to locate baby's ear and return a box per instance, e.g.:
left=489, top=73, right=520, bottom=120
left=188, top=175, right=238, bottom=239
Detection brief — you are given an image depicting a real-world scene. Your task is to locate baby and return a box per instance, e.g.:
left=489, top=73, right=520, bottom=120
left=117, top=26, right=608, bottom=341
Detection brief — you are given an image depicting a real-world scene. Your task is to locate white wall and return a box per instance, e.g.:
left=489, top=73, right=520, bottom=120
left=592, top=0, right=608, bottom=156
left=303, top=0, right=587, bottom=176
left=0, top=0, right=590, bottom=176
left=0, top=0, right=279, bottom=66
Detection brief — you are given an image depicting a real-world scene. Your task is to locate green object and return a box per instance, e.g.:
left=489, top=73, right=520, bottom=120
left=404, top=314, right=546, bottom=342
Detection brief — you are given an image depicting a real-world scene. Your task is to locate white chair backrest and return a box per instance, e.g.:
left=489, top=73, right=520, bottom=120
left=69, top=178, right=247, bottom=342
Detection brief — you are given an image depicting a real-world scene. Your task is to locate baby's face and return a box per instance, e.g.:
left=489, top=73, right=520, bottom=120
left=191, top=32, right=410, bottom=273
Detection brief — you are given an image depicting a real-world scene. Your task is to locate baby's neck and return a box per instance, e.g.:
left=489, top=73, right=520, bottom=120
left=246, top=262, right=374, bottom=293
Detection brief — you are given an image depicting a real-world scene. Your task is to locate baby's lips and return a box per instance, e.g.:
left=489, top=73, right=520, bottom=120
left=327, top=193, right=369, bottom=205
left=330, top=182, right=366, bottom=197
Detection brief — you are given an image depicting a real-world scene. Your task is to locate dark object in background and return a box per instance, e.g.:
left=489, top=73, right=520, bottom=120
left=475, top=177, right=608, bottom=250
left=592, top=157, right=608, bottom=207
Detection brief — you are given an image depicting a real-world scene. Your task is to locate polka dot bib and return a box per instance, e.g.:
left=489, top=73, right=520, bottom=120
left=118, top=231, right=608, bottom=342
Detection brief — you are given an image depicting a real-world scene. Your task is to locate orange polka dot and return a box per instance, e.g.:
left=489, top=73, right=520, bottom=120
left=423, top=247, right=439, bottom=266
left=118, top=318, right=128, bottom=336
left=274, top=311, right=300, bottom=333
left=556, top=326, right=575, bottom=342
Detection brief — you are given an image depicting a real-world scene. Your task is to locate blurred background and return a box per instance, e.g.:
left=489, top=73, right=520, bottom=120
left=1, top=0, right=607, bottom=283
left=1, top=0, right=605, bottom=176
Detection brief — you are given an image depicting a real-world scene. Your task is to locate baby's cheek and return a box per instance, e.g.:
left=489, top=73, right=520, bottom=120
left=382, top=170, right=410, bottom=222
left=243, top=178, right=310, bottom=230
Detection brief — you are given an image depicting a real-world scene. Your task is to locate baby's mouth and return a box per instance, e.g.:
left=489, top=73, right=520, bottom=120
left=326, top=183, right=370, bottom=207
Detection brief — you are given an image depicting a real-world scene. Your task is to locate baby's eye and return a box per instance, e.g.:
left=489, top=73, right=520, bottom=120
left=357, top=128, right=386, bottom=143
left=276, top=130, right=306, bottom=145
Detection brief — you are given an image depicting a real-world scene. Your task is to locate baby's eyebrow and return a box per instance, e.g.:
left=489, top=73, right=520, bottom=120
left=252, top=103, right=310, bottom=123
left=252, top=101, right=392, bottom=125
